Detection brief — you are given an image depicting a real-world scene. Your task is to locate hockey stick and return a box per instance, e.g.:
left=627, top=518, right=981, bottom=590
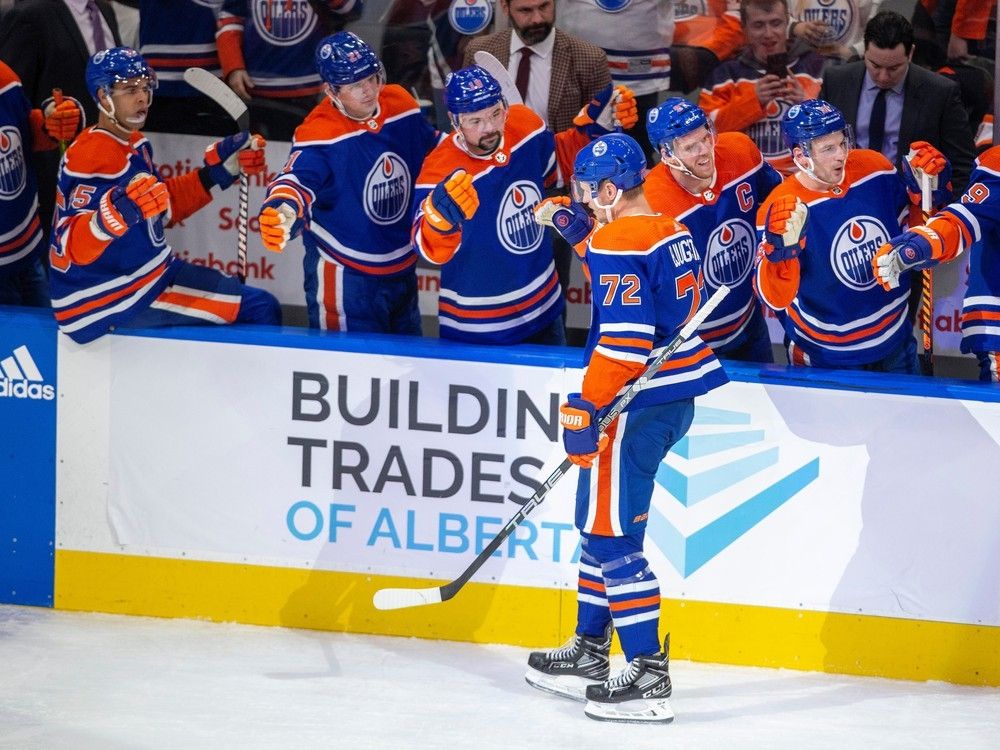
left=917, top=173, right=934, bottom=374
left=372, top=284, right=731, bottom=611
left=473, top=51, right=524, bottom=107
left=183, top=67, right=250, bottom=282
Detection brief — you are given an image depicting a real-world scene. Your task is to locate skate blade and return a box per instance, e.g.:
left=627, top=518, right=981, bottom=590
left=524, top=670, right=596, bottom=703
left=584, top=697, right=674, bottom=724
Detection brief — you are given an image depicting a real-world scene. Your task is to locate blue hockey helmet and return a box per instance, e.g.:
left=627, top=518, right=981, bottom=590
left=85, top=47, right=157, bottom=103
left=647, top=97, right=711, bottom=154
left=782, top=99, right=852, bottom=153
left=445, top=65, right=505, bottom=116
left=571, top=133, right=646, bottom=201
left=315, top=32, right=384, bottom=87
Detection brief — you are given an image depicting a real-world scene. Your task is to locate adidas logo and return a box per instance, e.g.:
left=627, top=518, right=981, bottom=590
left=0, top=344, right=54, bottom=401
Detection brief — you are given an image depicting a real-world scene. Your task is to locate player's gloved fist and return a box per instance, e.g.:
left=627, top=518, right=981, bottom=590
left=902, top=140, right=952, bottom=207
left=560, top=394, right=610, bottom=469
left=94, top=173, right=168, bottom=238
left=761, top=195, right=808, bottom=262
left=204, top=132, right=267, bottom=189
left=534, top=196, right=594, bottom=245
left=574, top=84, right=639, bottom=136
left=43, top=98, right=82, bottom=142
left=421, top=169, right=478, bottom=234
left=258, top=198, right=302, bottom=253
left=871, top=227, right=940, bottom=291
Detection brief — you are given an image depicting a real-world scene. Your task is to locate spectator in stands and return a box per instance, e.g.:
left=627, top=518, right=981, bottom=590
left=672, top=0, right=745, bottom=92
left=787, top=0, right=885, bottom=63
left=819, top=10, right=974, bottom=197
left=699, top=0, right=825, bottom=175
left=557, top=0, right=675, bottom=161
left=216, top=0, right=362, bottom=140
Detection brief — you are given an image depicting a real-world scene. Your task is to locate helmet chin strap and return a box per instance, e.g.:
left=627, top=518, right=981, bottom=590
left=590, top=185, right=622, bottom=224
left=793, top=151, right=841, bottom=190
left=328, top=90, right=379, bottom=122
left=662, top=145, right=716, bottom=194
left=98, top=91, right=142, bottom=136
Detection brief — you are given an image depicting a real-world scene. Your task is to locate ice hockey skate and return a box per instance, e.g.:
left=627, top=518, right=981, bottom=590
left=583, top=634, right=673, bottom=724
left=524, top=623, right=612, bottom=702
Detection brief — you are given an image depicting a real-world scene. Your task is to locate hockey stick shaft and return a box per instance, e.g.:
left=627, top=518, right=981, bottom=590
left=372, top=284, right=730, bottom=611
left=237, top=173, right=249, bottom=282
left=917, top=173, right=934, bottom=372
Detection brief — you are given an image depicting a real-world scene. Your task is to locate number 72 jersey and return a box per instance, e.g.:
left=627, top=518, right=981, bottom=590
left=582, top=213, right=729, bottom=411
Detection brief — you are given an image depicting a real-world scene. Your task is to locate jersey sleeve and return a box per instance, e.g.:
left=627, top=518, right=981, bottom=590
left=410, top=178, right=462, bottom=265
left=264, top=144, right=332, bottom=233
left=753, top=192, right=801, bottom=310
left=927, top=147, right=1000, bottom=263
left=215, top=0, right=247, bottom=78
left=699, top=73, right=766, bottom=134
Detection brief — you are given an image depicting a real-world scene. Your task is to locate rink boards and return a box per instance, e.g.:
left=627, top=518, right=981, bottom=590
left=3, top=310, right=999, bottom=686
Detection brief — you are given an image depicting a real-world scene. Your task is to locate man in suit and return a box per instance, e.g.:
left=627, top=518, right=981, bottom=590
left=0, top=0, right=122, bottom=238
left=819, top=10, right=974, bottom=198
left=463, top=0, right=610, bottom=134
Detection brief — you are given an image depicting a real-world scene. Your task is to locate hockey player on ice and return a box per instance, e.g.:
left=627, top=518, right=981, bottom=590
left=874, top=146, right=1000, bottom=383
left=48, top=47, right=279, bottom=344
left=525, top=133, right=728, bottom=723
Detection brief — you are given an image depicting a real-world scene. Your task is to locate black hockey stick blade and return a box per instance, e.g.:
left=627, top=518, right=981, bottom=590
left=372, top=285, right=731, bottom=611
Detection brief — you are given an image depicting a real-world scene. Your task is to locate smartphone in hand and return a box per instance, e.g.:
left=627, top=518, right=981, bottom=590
left=765, top=52, right=789, bottom=78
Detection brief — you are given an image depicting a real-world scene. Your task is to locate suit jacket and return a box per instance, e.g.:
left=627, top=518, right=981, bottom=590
left=0, top=0, right=121, bottom=124
left=0, top=0, right=121, bottom=231
left=464, top=28, right=610, bottom=134
left=820, top=61, right=975, bottom=197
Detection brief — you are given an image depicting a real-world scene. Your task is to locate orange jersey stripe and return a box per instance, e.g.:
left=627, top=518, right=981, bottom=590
left=961, top=310, right=1000, bottom=323
left=578, top=578, right=606, bottom=593
left=54, top=264, right=167, bottom=321
left=438, top=273, right=558, bottom=320
left=323, top=260, right=341, bottom=330
left=786, top=304, right=898, bottom=344
left=608, top=593, right=661, bottom=612
left=597, top=335, right=653, bottom=350
left=157, top=291, right=239, bottom=322
left=0, top=216, right=40, bottom=255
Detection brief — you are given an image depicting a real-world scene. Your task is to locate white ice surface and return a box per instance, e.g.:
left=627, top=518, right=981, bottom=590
left=1, top=605, right=997, bottom=750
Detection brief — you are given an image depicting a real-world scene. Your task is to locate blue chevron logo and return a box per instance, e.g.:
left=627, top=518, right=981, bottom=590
left=647, top=405, right=819, bottom=577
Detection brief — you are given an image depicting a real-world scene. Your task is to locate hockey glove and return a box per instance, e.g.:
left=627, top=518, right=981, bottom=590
left=534, top=197, right=594, bottom=246
left=560, top=394, right=610, bottom=469
left=573, top=84, right=639, bottom=137
left=203, top=132, right=267, bottom=189
left=93, top=173, right=169, bottom=239
left=420, top=169, right=478, bottom=234
left=43, top=95, right=82, bottom=143
left=258, top=198, right=303, bottom=253
left=901, top=141, right=951, bottom=208
left=872, top=226, right=941, bottom=291
left=761, top=195, right=808, bottom=263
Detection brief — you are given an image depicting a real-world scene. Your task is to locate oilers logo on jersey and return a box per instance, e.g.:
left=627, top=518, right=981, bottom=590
left=497, top=181, right=543, bottom=254
left=251, top=1, right=317, bottom=46
left=595, top=0, right=632, bottom=13
left=800, top=0, right=853, bottom=44
left=0, top=126, right=26, bottom=198
left=749, top=100, right=793, bottom=159
left=830, top=216, right=889, bottom=290
left=448, top=0, right=493, bottom=36
left=705, top=218, right=755, bottom=288
left=364, top=153, right=411, bottom=226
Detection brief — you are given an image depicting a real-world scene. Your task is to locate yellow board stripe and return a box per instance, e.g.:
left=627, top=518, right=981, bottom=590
left=56, top=550, right=1000, bottom=686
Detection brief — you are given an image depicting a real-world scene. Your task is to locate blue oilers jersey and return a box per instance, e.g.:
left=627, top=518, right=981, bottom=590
left=583, top=213, right=728, bottom=411
left=645, top=132, right=781, bottom=352
left=412, top=105, right=575, bottom=344
left=0, top=63, right=44, bottom=272
left=218, top=0, right=361, bottom=98
left=265, top=86, right=440, bottom=276
left=49, top=129, right=193, bottom=344
left=139, top=0, right=222, bottom=98
left=754, top=149, right=912, bottom=367
left=927, top=148, right=1000, bottom=355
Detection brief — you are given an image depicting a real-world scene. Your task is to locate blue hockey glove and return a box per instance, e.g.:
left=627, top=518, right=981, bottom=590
left=872, top=227, right=941, bottom=291
left=901, top=141, right=952, bottom=209
left=93, top=173, right=168, bottom=238
left=560, top=394, right=609, bottom=469
left=573, top=84, right=639, bottom=137
left=761, top=195, right=808, bottom=262
left=203, top=132, right=266, bottom=190
left=534, top=197, right=594, bottom=245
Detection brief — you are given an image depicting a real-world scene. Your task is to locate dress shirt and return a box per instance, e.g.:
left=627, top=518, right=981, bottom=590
left=508, top=28, right=555, bottom=127
left=856, top=69, right=905, bottom=164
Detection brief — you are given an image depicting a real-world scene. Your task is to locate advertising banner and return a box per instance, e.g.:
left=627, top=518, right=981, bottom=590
left=104, top=335, right=1000, bottom=628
